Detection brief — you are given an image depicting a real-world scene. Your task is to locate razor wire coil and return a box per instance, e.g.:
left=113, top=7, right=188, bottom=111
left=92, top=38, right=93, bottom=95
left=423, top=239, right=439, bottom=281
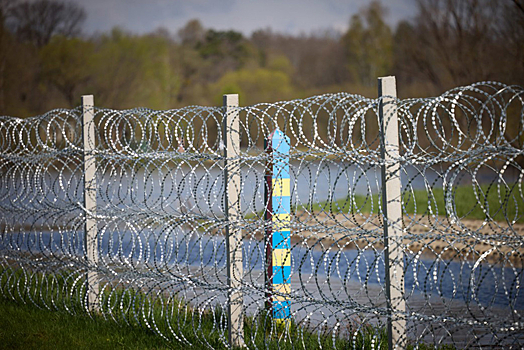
left=1, top=81, right=524, bottom=349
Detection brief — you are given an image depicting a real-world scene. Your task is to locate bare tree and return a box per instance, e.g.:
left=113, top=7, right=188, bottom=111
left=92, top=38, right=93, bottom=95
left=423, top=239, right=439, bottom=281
left=503, top=0, right=524, bottom=84
left=342, top=1, right=393, bottom=87
left=401, top=0, right=509, bottom=90
left=0, top=0, right=16, bottom=114
left=6, top=0, right=86, bottom=47
left=513, top=0, right=524, bottom=14
left=178, top=19, right=205, bottom=46
left=251, top=29, right=349, bottom=90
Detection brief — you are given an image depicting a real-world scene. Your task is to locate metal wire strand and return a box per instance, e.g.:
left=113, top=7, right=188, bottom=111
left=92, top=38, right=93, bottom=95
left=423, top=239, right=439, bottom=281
left=1, top=82, right=523, bottom=349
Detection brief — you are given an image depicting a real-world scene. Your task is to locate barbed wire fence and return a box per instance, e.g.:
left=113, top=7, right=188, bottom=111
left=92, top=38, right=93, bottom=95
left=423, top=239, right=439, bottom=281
left=1, top=77, right=523, bottom=349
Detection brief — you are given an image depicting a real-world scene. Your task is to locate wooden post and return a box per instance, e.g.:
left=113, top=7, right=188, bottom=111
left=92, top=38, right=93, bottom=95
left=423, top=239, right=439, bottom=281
left=264, top=137, right=273, bottom=313
left=82, top=95, right=99, bottom=312
left=223, top=94, right=244, bottom=347
left=378, top=77, right=406, bottom=349
left=265, top=129, right=291, bottom=327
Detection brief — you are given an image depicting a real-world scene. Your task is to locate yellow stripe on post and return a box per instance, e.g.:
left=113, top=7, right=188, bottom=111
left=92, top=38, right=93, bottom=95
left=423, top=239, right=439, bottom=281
left=273, top=283, right=291, bottom=301
left=274, top=319, right=291, bottom=327
left=272, top=249, right=291, bottom=267
left=272, top=213, right=290, bottom=230
left=273, top=178, right=290, bottom=197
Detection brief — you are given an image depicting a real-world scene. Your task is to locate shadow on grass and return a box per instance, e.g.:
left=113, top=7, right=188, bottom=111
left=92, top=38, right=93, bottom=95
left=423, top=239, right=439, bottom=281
left=1, top=265, right=394, bottom=349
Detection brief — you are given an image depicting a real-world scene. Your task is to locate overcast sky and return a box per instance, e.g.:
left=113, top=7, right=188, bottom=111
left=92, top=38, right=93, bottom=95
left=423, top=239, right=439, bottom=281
left=69, top=0, right=418, bottom=37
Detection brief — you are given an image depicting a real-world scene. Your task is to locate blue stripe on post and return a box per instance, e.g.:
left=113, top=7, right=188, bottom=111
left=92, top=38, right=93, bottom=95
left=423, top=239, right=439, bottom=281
left=272, top=300, right=291, bottom=319
left=272, top=130, right=290, bottom=181
left=272, top=265, right=291, bottom=284
left=272, top=231, right=290, bottom=249
left=272, top=196, right=291, bottom=214
left=273, top=163, right=289, bottom=178
left=271, top=130, right=290, bottom=152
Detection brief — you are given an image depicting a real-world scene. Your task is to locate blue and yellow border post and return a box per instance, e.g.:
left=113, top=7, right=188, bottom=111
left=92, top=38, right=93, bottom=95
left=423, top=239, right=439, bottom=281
left=265, top=128, right=291, bottom=329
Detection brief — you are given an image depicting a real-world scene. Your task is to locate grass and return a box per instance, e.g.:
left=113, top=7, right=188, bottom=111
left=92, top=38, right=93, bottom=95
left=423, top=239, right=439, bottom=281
left=6, top=185, right=501, bottom=349
left=0, top=294, right=388, bottom=350
left=300, top=183, right=524, bottom=223
left=0, top=267, right=228, bottom=349
left=0, top=266, right=389, bottom=349
left=0, top=294, right=456, bottom=350
left=0, top=297, right=174, bottom=350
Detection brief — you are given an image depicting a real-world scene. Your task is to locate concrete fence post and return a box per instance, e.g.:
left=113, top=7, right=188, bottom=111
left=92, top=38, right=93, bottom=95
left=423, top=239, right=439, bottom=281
left=223, top=94, right=245, bottom=348
left=82, top=95, right=99, bottom=312
left=378, top=76, right=406, bottom=349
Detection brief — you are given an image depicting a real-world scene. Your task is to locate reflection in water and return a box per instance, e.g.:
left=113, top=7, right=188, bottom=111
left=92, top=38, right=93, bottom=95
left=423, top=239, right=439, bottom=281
left=2, top=160, right=522, bottom=313
left=5, top=228, right=523, bottom=311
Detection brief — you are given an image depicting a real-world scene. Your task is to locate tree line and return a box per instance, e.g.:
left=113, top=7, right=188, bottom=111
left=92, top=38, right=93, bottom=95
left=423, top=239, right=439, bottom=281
left=0, top=0, right=523, bottom=118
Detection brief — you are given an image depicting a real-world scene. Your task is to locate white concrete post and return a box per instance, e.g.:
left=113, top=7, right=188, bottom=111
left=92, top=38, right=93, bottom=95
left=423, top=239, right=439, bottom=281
left=378, top=77, right=406, bottom=349
left=82, top=95, right=99, bottom=312
left=223, top=94, right=244, bottom=347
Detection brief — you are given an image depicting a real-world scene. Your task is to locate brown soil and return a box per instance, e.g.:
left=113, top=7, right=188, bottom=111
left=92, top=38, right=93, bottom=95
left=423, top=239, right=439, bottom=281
left=8, top=212, right=524, bottom=267
left=278, top=212, right=524, bottom=267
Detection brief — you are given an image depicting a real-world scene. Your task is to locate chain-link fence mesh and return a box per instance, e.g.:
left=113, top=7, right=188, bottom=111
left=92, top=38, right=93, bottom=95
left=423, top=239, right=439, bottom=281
left=1, top=81, right=523, bottom=349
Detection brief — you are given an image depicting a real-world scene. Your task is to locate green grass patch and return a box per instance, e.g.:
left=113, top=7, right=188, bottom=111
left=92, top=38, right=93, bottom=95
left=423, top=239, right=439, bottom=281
left=0, top=297, right=174, bottom=350
left=0, top=294, right=455, bottom=350
left=299, top=183, right=524, bottom=223
left=0, top=291, right=387, bottom=350
left=1, top=266, right=389, bottom=349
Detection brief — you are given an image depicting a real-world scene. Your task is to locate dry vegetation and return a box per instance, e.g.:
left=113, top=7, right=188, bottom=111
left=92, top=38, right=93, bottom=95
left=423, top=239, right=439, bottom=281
left=0, top=0, right=523, bottom=117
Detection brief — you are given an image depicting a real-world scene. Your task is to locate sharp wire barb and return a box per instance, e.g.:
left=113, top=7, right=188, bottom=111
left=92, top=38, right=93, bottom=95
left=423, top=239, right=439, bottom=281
left=1, top=82, right=524, bottom=348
